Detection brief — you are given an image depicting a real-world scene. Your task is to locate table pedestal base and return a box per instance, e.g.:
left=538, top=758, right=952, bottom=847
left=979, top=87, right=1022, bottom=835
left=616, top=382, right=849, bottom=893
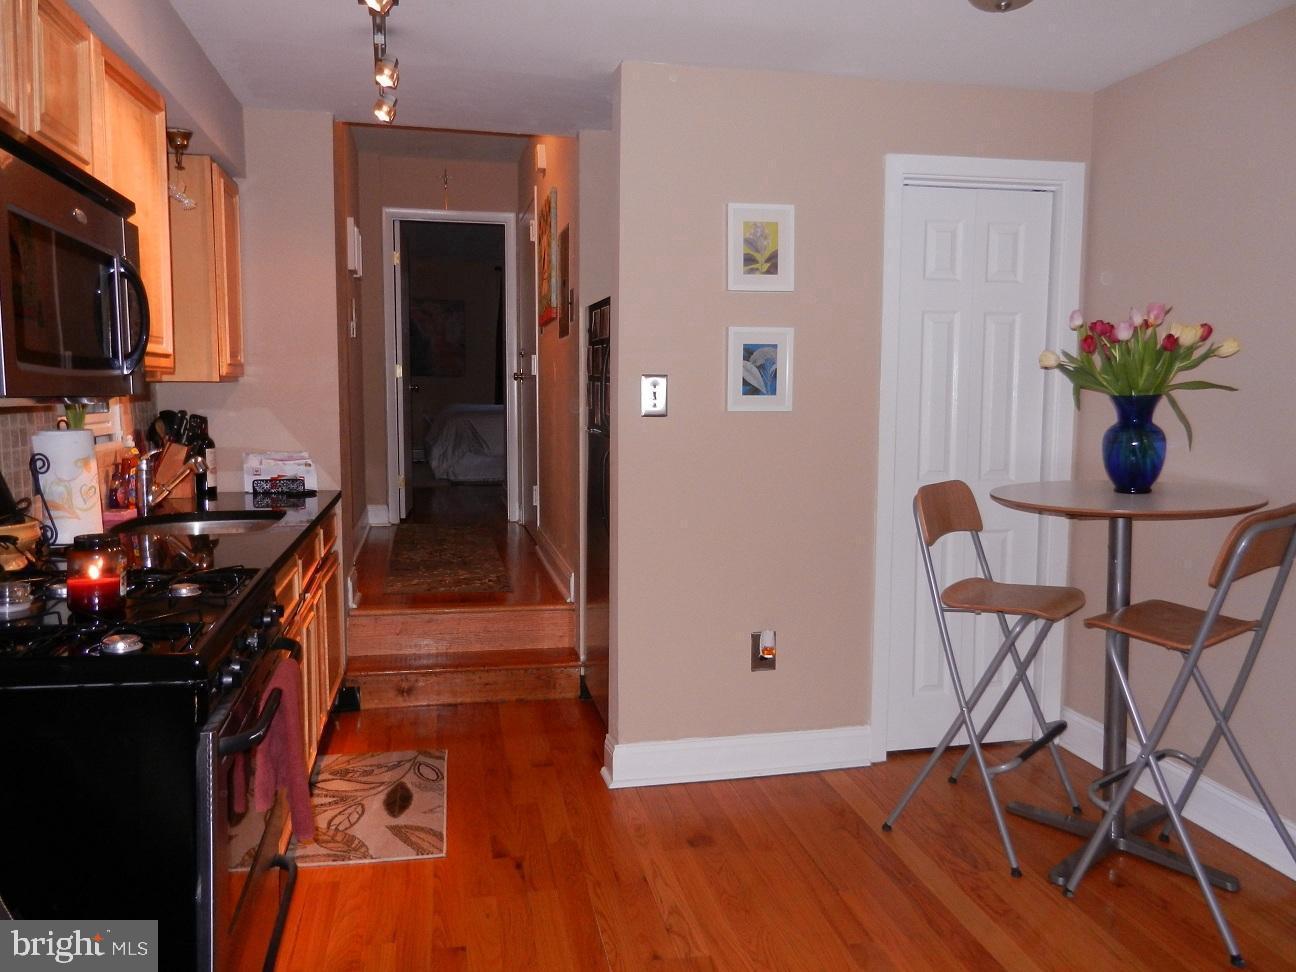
left=1006, top=801, right=1240, bottom=891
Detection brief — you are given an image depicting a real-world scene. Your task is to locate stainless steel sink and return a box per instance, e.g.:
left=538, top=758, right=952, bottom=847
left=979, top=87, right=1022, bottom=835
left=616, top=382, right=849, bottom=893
left=111, top=509, right=286, bottom=537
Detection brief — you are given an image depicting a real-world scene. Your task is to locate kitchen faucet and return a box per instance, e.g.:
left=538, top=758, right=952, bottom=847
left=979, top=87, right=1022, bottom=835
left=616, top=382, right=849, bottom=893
left=135, top=449, right=208, bottom=515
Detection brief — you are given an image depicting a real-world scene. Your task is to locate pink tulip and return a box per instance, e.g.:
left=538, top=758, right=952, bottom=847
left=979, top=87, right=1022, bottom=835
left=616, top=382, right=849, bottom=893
left=1114, top=319, right=1136, bottom=341
left=1068, top=310, right=1085, bottom=330
left=1129, top=307, right=1147, bottom=328
left=1146, top=303, right=1168, bottom=326
left=1199, top=322, right=1213, bottom=341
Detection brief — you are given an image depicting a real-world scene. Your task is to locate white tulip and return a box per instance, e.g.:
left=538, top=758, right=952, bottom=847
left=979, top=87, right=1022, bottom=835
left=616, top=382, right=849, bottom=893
left=1216, top=338, right=1241, bottom=358
left=1039, top=350, right=1061, bottom=369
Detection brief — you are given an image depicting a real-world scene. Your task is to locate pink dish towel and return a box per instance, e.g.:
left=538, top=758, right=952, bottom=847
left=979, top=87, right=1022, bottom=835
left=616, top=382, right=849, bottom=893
left=253, top=655, right=316, bottom=840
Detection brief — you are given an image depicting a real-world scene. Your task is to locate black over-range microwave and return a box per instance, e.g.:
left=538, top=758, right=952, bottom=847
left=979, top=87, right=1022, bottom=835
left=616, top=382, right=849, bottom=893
left=0, top=119, right=149, bottom=399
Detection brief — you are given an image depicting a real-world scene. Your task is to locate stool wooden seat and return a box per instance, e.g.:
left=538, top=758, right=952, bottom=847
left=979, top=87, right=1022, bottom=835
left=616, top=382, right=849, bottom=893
left=944, top=578, right=1085, bottom=622
left=1086, top=599, right=1257, bottom=652
left=883, top=480, right=1084, bottom=876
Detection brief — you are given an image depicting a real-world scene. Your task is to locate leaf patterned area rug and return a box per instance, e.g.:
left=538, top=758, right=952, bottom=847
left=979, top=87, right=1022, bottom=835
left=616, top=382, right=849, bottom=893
left=383, top=524, right=512, bottom=595
left=296, top=750, right=447, bottom=867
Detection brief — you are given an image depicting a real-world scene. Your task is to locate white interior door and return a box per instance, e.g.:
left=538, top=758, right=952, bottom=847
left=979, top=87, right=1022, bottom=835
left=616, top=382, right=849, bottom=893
left=393, top=219, right=413, bottom=520
left=884, top=185, right=1054, bottom=751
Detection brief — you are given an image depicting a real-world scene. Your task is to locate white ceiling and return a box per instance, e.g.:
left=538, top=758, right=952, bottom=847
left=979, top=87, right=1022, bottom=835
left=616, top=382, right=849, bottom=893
left=167, top=0, right=1292, bottom=136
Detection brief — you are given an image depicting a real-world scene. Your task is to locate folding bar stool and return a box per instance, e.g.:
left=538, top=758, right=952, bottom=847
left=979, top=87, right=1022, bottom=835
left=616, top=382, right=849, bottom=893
left=1064, top=503, right=1296, bottom=968
left=883, top=480, right=1084, bottom=876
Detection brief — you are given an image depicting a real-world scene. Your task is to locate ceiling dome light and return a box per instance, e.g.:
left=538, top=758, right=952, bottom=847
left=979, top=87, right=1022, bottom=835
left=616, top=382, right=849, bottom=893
left=373, top=90, right=397, bottom=123
left=375, top=56, right=399, bottom=89
left=967, top=0, right=1034, bottom=10
left=359, top=0, right=395, bottom=14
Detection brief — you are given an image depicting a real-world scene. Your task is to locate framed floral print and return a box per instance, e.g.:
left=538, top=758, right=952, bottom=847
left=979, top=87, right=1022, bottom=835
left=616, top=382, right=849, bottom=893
left=727, top=203, right=794, bottom=292
left=727, top=326, right=794, bottom=411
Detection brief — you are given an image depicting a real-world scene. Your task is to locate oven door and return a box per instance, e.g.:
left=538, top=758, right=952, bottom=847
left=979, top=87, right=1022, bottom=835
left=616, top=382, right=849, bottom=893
left=197, top=646, right=299, bottom=972
left=0, top=149, right=149, bottom=397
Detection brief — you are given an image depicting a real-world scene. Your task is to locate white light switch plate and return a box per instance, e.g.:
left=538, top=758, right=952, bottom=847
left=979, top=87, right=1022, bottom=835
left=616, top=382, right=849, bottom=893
left=641, top=375, right=668, bottom=416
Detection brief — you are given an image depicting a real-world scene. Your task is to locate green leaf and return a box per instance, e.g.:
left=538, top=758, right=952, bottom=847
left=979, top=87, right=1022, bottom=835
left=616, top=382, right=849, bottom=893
left=1165, top=392, right=1194, bottom=449
left=1165, top=380, right=1237, bottom=392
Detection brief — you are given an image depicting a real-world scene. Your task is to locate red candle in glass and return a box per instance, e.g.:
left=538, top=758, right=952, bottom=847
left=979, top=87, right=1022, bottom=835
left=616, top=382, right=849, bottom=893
left=67, top=534, right=126, bottom=615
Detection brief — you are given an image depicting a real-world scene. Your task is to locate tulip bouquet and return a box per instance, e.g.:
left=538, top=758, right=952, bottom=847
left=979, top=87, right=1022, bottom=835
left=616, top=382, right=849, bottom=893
left=1039, top=302, right=1240, bottom=446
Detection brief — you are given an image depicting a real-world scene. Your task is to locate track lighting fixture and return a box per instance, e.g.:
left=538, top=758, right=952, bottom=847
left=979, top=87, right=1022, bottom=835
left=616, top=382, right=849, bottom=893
left=373, top=90, right=397, bottom=123
left=967, top=0, right=1034, bottom=10
left=375, top=56, right=399, bottom=89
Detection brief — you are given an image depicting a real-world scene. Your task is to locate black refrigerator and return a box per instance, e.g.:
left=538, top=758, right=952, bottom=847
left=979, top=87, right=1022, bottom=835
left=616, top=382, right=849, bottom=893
left=584, top=298, right=611, bottom=724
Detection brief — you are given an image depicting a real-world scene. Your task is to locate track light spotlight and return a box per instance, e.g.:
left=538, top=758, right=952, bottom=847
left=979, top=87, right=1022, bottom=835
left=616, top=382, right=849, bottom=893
left=359, top=0, right=395, bottom=14
left=373, top=89, right=397, bottom=123
left=375, top=55, right=399, bottom=89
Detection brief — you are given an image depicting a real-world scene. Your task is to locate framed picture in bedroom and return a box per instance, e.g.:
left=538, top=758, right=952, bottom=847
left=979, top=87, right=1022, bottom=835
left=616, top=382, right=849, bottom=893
left=727, top=203, right=794, bottom=292
left=726, top=326, right=794, bottom=411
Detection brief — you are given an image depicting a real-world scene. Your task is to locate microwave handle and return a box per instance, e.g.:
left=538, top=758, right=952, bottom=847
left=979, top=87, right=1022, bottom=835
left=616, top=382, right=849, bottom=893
left=117, top=256, right=151, bottom=375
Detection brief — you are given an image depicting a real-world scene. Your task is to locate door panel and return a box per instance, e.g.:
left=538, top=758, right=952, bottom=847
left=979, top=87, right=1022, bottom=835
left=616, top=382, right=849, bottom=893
left=515, top=188, right=539, bottom=530
left=887, top=185, right=1054, bottom=751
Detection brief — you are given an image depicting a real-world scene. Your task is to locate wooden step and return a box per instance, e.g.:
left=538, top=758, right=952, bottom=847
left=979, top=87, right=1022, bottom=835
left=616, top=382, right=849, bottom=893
left=347, top=603, right=576, bottom=656
left=346, top=646, right=580, bottom=708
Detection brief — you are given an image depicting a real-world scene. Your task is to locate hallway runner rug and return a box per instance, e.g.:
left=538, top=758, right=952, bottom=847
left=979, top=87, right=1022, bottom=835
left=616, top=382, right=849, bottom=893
left=295, top=750, right=447, bottom=867
left=383, top=523, right=512, bottom=594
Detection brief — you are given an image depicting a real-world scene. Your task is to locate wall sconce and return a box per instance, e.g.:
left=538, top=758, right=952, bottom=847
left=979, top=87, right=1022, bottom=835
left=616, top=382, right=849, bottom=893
left=375, top=55, right=399, bottom=89
left=535, top=144, right=547, bottom=174
left=165, top=128, right=192, bottom=170
left=373, top=90, right=397, bottom=123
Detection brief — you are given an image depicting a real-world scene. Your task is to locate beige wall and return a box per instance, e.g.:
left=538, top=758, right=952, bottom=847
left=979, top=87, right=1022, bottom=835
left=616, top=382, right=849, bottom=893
left=520, top=135, right=582, bottom=587
left=611, top=63, right=1092, bottom=745
left=156, top=108, right=341, bottom=492
left=355, top=151, right=519, bottom=511
left=1067, top=7, right=1296, bottom=815
left=334, top=123, right=366, bottom=566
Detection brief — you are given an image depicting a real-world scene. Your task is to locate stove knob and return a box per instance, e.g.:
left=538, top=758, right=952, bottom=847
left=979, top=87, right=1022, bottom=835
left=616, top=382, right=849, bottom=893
left=254, top=604, right=285, bottom=629
left=218, top=663, right=243, bottom=691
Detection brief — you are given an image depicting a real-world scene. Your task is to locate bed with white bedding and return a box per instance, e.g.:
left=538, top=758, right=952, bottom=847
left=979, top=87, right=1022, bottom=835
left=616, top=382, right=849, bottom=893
left=423, top=403, right=506, bottom=483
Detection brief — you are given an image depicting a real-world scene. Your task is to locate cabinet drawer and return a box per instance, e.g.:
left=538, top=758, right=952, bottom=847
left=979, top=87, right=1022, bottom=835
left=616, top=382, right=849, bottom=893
left=274, top=560, right=301, bottom=621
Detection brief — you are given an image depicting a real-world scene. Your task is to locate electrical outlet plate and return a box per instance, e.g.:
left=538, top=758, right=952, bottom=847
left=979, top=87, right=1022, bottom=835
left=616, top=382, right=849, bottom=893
left=751, top=631, right=776, bottom=671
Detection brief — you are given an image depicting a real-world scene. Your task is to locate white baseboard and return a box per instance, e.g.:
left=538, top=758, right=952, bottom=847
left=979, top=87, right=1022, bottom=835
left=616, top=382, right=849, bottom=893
left=533, top=530, right=576, bottom=602
left=1060, top=707, right=1296, bottom=881
left=366, top=504, right=391, bottom=527
left=601, top=725, right=873, bottom=789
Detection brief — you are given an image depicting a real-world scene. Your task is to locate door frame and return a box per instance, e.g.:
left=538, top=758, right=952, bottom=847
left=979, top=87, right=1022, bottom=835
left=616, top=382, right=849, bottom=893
left=869, top=154, right=1087, bottom=761
left=381, top=207, right=518, bottom=523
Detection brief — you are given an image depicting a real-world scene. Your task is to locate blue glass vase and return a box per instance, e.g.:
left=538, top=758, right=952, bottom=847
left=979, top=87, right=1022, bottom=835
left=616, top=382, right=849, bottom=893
left=1102, top=395, right=1166, bottom=494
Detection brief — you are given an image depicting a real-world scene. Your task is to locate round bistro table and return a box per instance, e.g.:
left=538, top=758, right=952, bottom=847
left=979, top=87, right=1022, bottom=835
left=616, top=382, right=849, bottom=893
left=990, top=480, right=1268, bottom=887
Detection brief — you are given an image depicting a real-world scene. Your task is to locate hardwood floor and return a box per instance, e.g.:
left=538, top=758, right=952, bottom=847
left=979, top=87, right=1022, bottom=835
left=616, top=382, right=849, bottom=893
left=277, top=702, right=1296, bottom=971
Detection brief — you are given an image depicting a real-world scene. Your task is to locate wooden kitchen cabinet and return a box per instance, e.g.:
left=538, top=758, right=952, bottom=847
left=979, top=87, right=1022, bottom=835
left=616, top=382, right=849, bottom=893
left=92, top=42, right=175, bottom=375
left=0, top=0, right=22, bottom=128
left=23, top=0, right=96, bottom=170
left=276, top=506, right=345, bottom=772
left=161, top=154, right=245, bottom=382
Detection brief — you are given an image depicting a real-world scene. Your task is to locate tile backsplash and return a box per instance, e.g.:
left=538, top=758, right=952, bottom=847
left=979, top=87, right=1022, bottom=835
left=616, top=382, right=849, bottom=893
left=0, top=397, right=155, bottom=505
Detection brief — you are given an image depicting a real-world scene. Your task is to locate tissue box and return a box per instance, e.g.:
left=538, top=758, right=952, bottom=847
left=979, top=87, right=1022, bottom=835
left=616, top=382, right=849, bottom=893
left=243, top=451, right=317, bottom=493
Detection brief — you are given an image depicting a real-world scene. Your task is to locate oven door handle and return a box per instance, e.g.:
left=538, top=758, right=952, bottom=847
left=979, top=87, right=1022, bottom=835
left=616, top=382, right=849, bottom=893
left=218, top=688, right=281, bottom=756
left=262, top=852, right=298, bottom=972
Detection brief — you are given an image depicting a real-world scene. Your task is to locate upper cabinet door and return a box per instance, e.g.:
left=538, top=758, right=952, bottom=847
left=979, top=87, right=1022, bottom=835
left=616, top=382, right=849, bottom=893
left=212, top=164, right=245, bottom=379
left=27, top=0, right=95, bottom=170
left=93, top=43, right=175, bottom=376
left=0, top=0, right=23, bottom=128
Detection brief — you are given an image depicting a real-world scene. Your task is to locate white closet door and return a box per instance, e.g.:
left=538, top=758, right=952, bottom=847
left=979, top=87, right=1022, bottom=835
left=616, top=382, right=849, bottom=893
left=885, top=185, right=1054, bottom=751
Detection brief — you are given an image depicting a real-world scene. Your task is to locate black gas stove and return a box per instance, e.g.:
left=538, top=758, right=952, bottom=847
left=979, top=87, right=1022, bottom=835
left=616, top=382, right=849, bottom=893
left=0, top=545, right=293, bottom=971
